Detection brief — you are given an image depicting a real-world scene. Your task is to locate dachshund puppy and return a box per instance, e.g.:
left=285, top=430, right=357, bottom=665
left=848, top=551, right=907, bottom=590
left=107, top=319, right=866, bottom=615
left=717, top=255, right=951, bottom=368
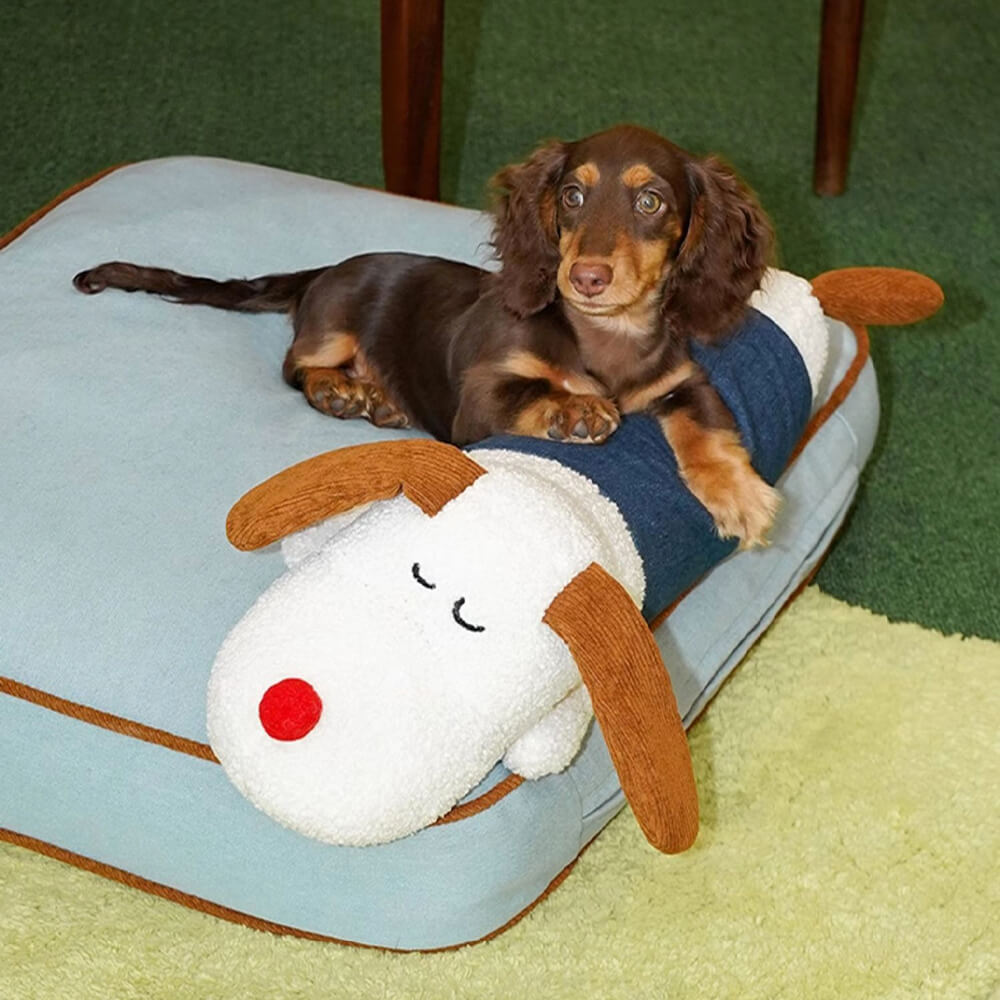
left=73, top=124, right=776, bottom=546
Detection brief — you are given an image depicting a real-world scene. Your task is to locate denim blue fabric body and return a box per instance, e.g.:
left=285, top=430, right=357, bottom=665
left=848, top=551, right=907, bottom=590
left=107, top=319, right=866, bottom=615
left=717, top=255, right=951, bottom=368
left=473, top=308, right=813, bottom=619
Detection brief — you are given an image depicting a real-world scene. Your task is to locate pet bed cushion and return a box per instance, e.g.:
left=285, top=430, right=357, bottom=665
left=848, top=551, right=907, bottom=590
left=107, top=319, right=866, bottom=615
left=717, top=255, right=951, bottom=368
left=0, top=157, right=876, bottom=951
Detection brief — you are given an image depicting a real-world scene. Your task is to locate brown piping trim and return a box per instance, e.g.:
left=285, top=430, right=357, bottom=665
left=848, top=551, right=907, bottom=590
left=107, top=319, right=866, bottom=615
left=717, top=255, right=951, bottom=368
left=433, top=774, right=525, bottom=825
left=0, top=561, right=824, bottom=951
left=0, top=675, right=218, bottom=762
left=0, top=826, right=585, bottom=953
left=0, top=164, right=130, bottom=251
left=787, top=323, right=870, bottom=465
left=0, top=674, right=517, bottom=822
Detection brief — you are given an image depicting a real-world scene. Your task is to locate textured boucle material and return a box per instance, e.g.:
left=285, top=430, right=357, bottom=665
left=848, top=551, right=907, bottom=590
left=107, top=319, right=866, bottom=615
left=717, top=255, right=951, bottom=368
left=208, top=450, right=646, bottom=845
left=4, top=589, right=996, bottom=999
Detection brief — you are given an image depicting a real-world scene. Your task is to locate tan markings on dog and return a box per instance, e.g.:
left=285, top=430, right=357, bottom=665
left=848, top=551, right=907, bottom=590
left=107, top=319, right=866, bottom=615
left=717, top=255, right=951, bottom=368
left=630, top=233, right=672, bottom=291
left=499, top=348, right=606, bottom=396
left=620, top=163, right=656, bottom=188
left=659, top=411, right=780, bottom=549
left=289, top=331, right=359, bottom=370
left=619, top=360, right=697, bottom=412
left=295, top=333, right=410, bottom=428
left=559, top=227, right=583, bottom=259
left=513, top=392, right=619, bottom=444
left=573, top=162, right=601, bottom=187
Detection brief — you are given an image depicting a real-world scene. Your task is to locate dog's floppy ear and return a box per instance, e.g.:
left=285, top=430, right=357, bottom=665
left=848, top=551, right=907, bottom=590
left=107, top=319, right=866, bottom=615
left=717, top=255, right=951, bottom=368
left=662, top=155, right=773, bottom=342
left=544, top=563, right=699, bottom=854
left=226, top=440, right=486, bottom=551
left=490, top=139, right=568, bottom=318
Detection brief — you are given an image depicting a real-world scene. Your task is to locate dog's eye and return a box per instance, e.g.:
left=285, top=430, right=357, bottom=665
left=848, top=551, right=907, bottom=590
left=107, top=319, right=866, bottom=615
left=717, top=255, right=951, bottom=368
left=635, top=190, right=663, bottom=215
left=561, top=185, right=585, bottom=209
left=452, top=597, right=485, bottom=634
left=412, top=562, right=436, bottom=589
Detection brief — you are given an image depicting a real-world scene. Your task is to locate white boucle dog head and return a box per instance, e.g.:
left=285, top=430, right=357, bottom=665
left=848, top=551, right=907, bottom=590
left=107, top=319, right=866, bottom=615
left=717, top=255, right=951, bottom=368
left=207, top=447, right=652, bottom=847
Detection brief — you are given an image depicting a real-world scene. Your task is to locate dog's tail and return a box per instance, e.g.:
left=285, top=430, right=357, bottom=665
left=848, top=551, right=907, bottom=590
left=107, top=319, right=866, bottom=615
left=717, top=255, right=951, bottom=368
left=72, top=261, right=327, bottom=313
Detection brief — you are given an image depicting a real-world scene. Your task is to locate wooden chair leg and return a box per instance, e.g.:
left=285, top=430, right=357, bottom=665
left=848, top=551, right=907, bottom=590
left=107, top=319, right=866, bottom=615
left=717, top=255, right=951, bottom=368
left=813, top=0, right=866, bottom=196
left=380, top=0, right=444, bottom=201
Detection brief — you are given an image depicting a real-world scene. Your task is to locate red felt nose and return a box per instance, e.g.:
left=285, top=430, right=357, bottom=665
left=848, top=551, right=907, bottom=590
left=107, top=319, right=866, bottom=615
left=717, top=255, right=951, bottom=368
left=258, top=678, right=323, bottom=741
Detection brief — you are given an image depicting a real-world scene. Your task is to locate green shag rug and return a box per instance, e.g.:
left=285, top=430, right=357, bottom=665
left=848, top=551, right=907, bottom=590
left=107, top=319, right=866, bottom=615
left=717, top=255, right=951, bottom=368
left=2, top=589, right=997, bottom=999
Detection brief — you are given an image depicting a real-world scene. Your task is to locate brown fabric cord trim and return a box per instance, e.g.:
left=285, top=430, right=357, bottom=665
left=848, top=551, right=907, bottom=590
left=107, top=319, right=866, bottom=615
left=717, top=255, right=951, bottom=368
left=0, top=164, right=129, bottom=251
left=0, top=675, right=218, bottom=762
left=0, top=826, right=585, bottom=953
left=787, top=322, right=870, bottom=465
left=0, top=674, right=522, bottom=824
left=544, top=564, right=698, bottom=854
left=227, top=440, right=487, bottom=550
left=433, top=774, right=525, bottom=825
left=810, top=267, right=943, bottom=327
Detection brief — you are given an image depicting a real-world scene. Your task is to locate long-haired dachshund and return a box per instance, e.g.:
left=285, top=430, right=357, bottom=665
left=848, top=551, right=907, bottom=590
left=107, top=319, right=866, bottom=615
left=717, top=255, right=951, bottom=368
left=73, top=125, right=777, bottom=546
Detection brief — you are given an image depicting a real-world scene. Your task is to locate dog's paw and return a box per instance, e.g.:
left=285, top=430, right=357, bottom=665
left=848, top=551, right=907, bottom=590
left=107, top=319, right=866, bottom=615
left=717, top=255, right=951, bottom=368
left=365, top=386, right=410, bottom=429
left=530, top=393, right=620, bottom=444
left=703, top=471, right=781, bottom=550
left=302, top=369, right=371, bottom=419
left=667, top=422, right=781, bottom=548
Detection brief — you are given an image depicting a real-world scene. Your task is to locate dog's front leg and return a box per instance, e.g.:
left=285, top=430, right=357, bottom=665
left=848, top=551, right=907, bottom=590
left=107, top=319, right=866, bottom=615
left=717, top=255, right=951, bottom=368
left=638, top=371, right=780, bottom=549
left=452, top=355, right=619, bottom=446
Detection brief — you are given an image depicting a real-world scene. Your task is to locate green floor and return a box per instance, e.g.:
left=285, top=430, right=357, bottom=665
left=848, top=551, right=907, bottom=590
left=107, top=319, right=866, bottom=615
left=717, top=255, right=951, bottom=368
left=3, top=0, right=997, bottom=637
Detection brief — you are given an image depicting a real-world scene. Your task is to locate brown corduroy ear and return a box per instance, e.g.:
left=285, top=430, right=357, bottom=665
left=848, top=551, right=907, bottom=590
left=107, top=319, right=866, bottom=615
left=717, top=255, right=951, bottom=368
left=811, top=267, right=943, bottom=327
left=544, top=563, right=698, bottom=854
left=226, top=440, right=487, bottom=551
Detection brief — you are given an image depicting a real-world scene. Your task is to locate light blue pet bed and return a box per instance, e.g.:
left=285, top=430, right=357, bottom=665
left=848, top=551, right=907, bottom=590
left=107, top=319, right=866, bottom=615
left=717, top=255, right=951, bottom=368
left=0, top=158, right=927, bottom=951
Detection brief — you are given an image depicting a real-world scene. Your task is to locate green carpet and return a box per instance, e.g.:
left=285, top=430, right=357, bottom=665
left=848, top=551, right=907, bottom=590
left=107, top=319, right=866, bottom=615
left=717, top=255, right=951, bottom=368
left=1, top=0, right=997, bottom=637
left=2, top=589, right=997, bottom=999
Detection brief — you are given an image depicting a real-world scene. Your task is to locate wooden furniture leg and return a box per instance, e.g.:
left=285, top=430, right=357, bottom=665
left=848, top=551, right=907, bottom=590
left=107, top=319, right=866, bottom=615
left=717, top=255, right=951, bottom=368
left=813, top=0, right=866, bottom=196
left=380, top=0, right=445, bottom=201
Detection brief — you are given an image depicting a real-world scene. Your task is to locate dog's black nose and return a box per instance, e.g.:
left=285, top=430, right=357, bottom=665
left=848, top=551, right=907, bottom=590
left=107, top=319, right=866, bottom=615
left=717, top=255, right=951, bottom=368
left=569, top=261, right=612, bottom=298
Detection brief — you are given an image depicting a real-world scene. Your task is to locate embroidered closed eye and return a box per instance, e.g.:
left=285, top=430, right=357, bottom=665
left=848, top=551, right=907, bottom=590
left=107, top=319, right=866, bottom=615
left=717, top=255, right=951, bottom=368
left=413, top=563, right=484, bottom=632
left=452, top=597, right=485, bottom=633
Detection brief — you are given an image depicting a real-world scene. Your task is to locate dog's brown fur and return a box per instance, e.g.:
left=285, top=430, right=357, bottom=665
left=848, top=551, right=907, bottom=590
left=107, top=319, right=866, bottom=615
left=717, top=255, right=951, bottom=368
left=73, top=125, right=779, bottom=545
